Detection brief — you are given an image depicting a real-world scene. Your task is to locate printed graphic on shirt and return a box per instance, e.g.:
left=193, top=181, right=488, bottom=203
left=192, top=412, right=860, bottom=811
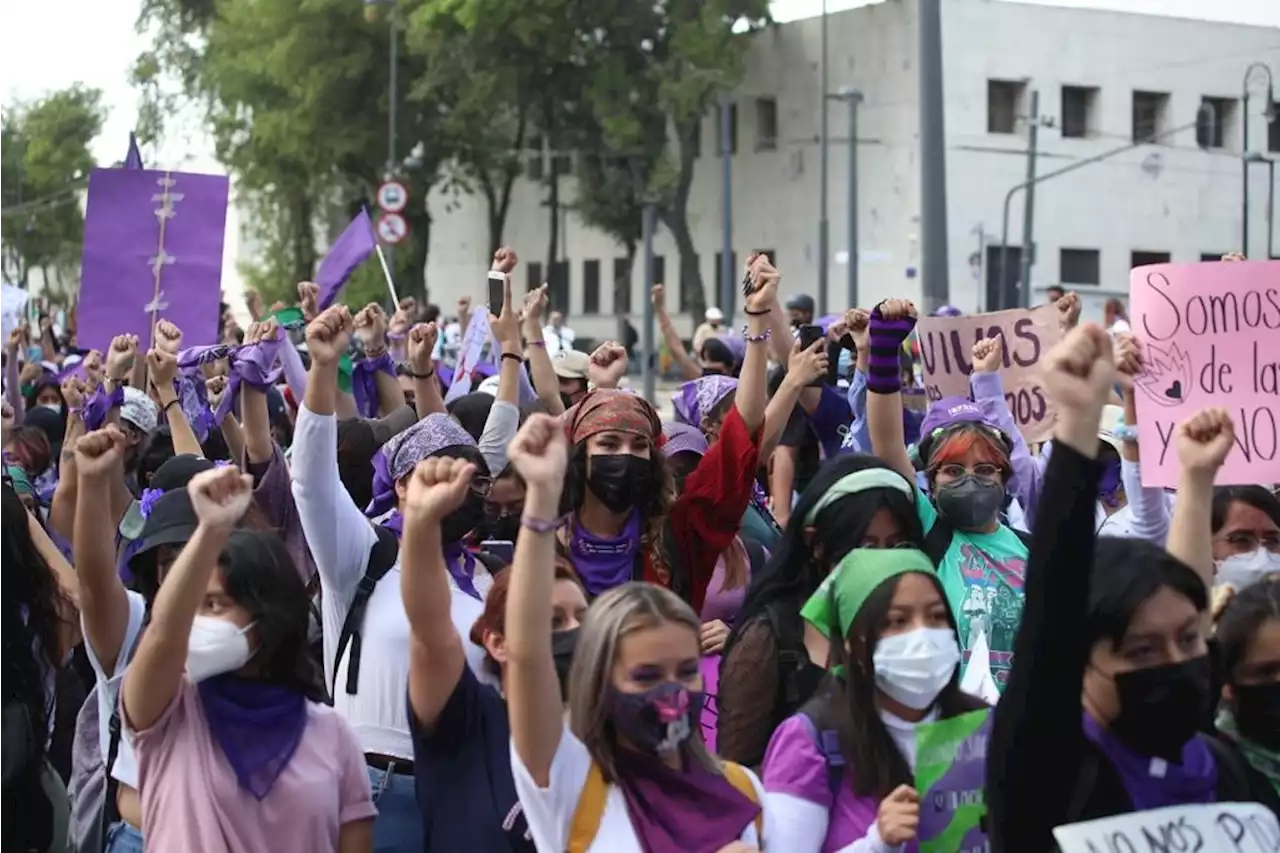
left=952, top=541, right=1026, bottom=687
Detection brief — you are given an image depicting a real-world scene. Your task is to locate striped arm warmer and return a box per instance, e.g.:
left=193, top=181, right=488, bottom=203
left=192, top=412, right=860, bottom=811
left=866, top=306, right=916, bottom=394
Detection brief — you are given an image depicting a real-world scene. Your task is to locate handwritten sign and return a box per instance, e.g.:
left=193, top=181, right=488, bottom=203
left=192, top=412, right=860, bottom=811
left=698, top=654, right=720, bottom=753
left=917, top=305, right=1062, bottom=443
left=1129, top=261, right=1280, bottom=488
left=1053, top=801, right=1280, bottom=853
left=914, top=709, right=991, bottom=853
left=444, top=307, right=495, bottom=403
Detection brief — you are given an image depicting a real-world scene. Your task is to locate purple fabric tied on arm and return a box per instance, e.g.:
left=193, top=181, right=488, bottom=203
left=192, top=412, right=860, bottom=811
left=676, top=375, right=738, bottom=428
left=364, top=412, right=479, bottom=518
left=315, top=210, right=377, bottom=311
left=176, top=374, right=215, bottom=441
left=214, top=335, right=284, bottom=424
left=351, top=352, right=395, bottom=419
left=82, top=384, right=125, bottom=431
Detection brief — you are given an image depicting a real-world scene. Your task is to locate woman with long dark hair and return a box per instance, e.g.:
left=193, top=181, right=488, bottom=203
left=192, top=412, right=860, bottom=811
left=761, top=547, right=986, bottom=850
left=3, top=481, right=79, bottom=853
left=718, top=454, right=923, bottom=767
left=121, top=466, right=375, bottom=851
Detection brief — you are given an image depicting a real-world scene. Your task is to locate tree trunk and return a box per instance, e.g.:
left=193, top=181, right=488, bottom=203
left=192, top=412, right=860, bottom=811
left=659, top=123, right=705, bottom=319
left=544, top=99, right=560, bottom=298
left=482, top=105, right=529, bottom=261
left=290, top=191, right=316, bottom=284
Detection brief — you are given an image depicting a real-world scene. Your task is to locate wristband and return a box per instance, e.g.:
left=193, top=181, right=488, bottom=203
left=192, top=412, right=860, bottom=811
left=521, top=514, right=565, bottom=534
left=744, top=307, right=771, bottom=316
left=501, top=352, right=524, bottom=364
left=405, top=366, right=435, bottom=379
left=527, top=339, right=547, bottom=348
left=1113, top=423, right=1138, bottom=441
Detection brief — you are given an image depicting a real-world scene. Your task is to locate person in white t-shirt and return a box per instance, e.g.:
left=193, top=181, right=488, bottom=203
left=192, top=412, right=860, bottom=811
left=542, top=312, right=576, bottom=355
left=1104, top=297, right=1130, bottom=337
left=503, top=414, right=771, bottom=853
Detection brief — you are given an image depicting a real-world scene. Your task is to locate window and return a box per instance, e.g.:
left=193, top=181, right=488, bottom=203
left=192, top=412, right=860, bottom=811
left=1059, top=248, right=1100, bottom=285
left=1061, top=86, right=1098, bottom=139
left=987, top=80, right=1026, bottom=134
left=526, top=261, right=544, bottom=293
left=650, top=255, right=666, bottom=290
left=715, top=103, right=738, bottom=156
left=1131, top=250, right=1171, bottom=269
left=1132, top=91, right=1170, bottom=143
left=583, top=259, right=601, bottom=314
left=756, top=97, right=778, bottom=151
left=550, top=135, right=571, bottom=176
left=548, top=261, right=570, bottom=311
left=1270, top=115, right=1279, bottom=153
left=526, top=134, right=545, bottom=181
left=613, top=257, right=632, bottom=314
left=679, top=253, right=700, bottom=312
left=1196, top=96, right=1237, bottom=149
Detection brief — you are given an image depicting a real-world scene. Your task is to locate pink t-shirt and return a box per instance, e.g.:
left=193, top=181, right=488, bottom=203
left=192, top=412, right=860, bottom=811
left=128, top=680, right=377, bottom=852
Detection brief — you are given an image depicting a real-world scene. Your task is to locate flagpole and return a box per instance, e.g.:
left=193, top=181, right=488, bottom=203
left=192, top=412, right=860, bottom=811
left=374, top=244, right=401, bottom=306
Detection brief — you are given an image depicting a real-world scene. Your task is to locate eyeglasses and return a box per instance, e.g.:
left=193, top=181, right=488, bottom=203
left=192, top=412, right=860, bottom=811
left=1217, top=531, right=1280, bottom=553
left=934, top=462, right=1003, bottom=483
left=469, top=475, right=494, bottom=498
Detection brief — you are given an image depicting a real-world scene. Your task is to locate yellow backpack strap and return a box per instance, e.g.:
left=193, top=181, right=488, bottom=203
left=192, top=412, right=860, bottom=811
left=721, top=761, right=765, bottom=838
left=567, top=761, right=609, bottom=853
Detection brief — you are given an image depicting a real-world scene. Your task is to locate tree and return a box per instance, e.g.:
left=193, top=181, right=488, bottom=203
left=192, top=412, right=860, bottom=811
left=134, top=0, right=451, bottom=304
left=0, top=84, right=105, bottom=294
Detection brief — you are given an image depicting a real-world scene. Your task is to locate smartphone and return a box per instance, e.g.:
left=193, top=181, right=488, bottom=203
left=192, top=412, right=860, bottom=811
left=487, top=271, right=505, bottom=313
left=740, top=268, right=756, bottom=298
left=481, top=540, right=515, bottom=565
left=797, top=324, right=827, bottom=386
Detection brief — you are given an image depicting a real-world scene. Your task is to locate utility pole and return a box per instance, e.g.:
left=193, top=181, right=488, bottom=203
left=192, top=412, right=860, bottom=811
left=918, top=0, right=950, bottom=313
left=1241, top=62, right=1277, bottom=258
left=720, top=97, right=735, bottom=324
left=1017, top=90, right=1054, bottom=309
left=829, top=88, right=864, bottom=309
left=384, top=1, right=400, bottom=274
left=817, top=0, right=830, bottom=315
left=642, top=203, right=657, bottom=402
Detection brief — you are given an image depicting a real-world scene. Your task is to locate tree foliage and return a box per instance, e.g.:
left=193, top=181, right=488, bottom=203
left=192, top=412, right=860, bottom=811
left=1, top=84, right=106, bottom=295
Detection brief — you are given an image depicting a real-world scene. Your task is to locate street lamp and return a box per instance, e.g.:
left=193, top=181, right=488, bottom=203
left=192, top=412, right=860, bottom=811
left=1245, top=151, right=1277, bottom=259
left=827, top=87, right=864, bottom=309
left=365, top=0, right=400, bottom=270
left=1241, top=62, right=1276, bottom=258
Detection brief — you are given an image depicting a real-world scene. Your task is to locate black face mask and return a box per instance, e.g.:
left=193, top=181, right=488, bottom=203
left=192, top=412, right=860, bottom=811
left=1109, top=655, right=1213, bottom=760
left=486, top=513, right=522, bottom=543
left=934, top=474, right=1006, bottom=530
left=701, top=366, right=725, bottom=377
left=1233, top=681, right=1280, bottom=750
left=587, top=453, right=654, bottom=514
left=552, top=628, right=579, bottom=701
left=441, top=493, right=486, bottom=543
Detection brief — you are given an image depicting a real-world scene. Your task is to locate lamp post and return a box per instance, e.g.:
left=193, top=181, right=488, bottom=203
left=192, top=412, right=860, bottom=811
left=365, top=0, right=400, bottom=271
left=1245, top=152, right=1277, bottom=259
left=817, top=0, right=830, bottom=315
left=828, top=87, right=864, bottom=309
left=1242, top=62, right=1277, bottom=258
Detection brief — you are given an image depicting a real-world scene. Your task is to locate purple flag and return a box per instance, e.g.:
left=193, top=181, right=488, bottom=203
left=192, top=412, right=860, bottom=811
left=78, top=168, right=229, bottom=355
left=316, top=210, right=377, bottom=311
left=123, top=133, right=144, bottom=170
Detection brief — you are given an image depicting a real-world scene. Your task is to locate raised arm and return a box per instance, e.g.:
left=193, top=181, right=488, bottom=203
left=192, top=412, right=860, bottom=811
left=734, top=252, right=779, bottom=434
left=863, top=301, right=918, bottom=485
left=652, top=285, right=701, bottom=381
left=49, top=376, right=88, bottom=541
left=970, top=334, right=1044, bottom=525
left=504, top=414, right=569, bottom=786
left=1166, top=408, right=1235, bottom=594
left=521, top=284, right=564, bottom=415
left=123, top=466, right=253, bottom=732
left=988, top=324, right=1113, bottom=853
left=406, top=323, right=445, bottom=418
left=72, top=426, right=141, bottom=675
left=402, top=457, right=472, bottom=730
left=148, top=347, right=203, bottom=458
left=1112, top=334, right=1171, bottom=543
left=759, top=338, right=827, bottom=464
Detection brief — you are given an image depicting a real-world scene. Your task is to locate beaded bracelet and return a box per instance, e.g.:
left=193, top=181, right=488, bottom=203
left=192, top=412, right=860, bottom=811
left=521, top=514, right=566, bottom=534
left=740, top=326, right=772, bottom=343
left=1113, top=423, right=1138, bottom=441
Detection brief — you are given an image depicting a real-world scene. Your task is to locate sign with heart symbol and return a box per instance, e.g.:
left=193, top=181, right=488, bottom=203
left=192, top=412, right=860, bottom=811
left=1130, top=260, right=1280, bottom=488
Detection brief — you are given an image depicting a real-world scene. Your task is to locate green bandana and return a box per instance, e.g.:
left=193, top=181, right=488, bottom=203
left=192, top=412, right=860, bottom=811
left=1217, top=710, right=1280, bottom=796
left=269, top=305, right=352, bottom=393
left=801, top=548, right=937, bottom=638
left=5, top=465, right=33, bottom=497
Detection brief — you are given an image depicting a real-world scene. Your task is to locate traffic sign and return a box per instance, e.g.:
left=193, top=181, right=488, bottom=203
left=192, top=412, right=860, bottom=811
left=377, top=181, right=408, bottom=213
left=376, top=212, right=408, bottom=245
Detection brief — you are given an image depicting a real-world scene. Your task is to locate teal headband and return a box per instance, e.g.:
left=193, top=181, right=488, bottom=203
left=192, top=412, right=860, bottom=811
left=803, top=467, right=915, bottom=526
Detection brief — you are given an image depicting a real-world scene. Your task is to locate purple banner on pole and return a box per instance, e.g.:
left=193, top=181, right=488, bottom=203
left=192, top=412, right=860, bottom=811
left=123, top=133, right=144, bottom=170
left=316, top=209, right=377, bottom=311
left=78, top=168, right=229, bottom=355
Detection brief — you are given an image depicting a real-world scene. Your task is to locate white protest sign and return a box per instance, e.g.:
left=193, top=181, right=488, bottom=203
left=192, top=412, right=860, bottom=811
left=1053, top=802, right=1280, bottom=853
left=445, top=307, right=495, bottom=403
left=2, top=282, right=30, bottom=344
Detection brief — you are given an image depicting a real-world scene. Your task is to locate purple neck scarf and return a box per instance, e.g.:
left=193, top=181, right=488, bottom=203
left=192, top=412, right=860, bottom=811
left=612, top=748, right=759, bottom=853
left=570, top=512, right=641, bottom=597
left=352, top=352, right=396, bottom=418
left=1082, top=712, right=1217, bottom=811
left=1098, top=456, right=1124, bottom=509
left=197, top=674, right=309, bottom=801
left=379, top=512, right=481, bottom=600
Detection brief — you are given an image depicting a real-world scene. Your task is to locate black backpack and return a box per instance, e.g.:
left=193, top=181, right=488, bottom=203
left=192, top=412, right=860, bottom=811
left=331, top=526, right=504, bottom=699
left=3, top=698, right=55, bottom=853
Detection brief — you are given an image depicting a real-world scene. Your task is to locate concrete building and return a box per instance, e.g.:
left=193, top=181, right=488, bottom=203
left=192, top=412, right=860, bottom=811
left=421, top=0, right=1280, bottom=342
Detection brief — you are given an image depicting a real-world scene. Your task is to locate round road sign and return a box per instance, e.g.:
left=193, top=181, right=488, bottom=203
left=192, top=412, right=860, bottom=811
left=377, top=181, right=408, bottom=213
left=376, top=212, right=408, bottom=245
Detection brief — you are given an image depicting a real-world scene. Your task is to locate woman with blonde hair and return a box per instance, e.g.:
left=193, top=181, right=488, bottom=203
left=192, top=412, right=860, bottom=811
left=505, top=413, right=770, bottom=852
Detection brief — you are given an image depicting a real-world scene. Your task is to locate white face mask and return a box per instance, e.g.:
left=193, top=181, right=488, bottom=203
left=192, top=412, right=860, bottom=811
left=39, top=403, right=61, bottom=412
left=186, top=615, right=255, bottom=682
left=1215, top=548, right=1280, bottom=592
left=872, top=626, right=961, bottom=710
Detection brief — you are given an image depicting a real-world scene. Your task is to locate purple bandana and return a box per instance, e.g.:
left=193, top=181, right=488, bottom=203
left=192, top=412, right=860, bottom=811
left=1098, top=456, right=1124, bottom=509
left=674, top=376, right=738, bottom=428
left=377, top=512, right=481, bottom=600
left=570, top=511, right=641, bottom=597
left=214, top=333, right=284, bottom=424
left=1082, top=712, right=1216, bottom=811
left=352, top=352, right=396, bottom=418
left=365, top=413, right=478, bottom=518
left=82, top=384, right=125, bottom=431
left=198, top=674, right=308, bottom=801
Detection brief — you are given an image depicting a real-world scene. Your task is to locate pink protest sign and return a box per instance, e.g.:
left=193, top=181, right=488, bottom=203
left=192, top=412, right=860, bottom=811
left=1130, top=261, right=1280, bottom=488
left=916, top=305, right=1062, bottom=443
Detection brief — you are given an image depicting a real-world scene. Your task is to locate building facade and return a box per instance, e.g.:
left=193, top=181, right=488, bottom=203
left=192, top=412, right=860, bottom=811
left=420, top=0, right=1280, bottom=341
